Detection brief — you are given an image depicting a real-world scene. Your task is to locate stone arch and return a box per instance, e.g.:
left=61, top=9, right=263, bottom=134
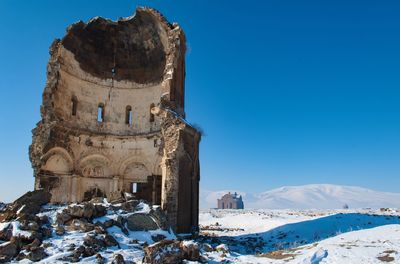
left=119, top=156, right=152, bottom=177
left=41, top=147, right=73, bottom=175
left=123, top=162, right=150, bottom=183
left=152, top=155, right=162, bottom=176
left=79, top=154, right=112, bottom=178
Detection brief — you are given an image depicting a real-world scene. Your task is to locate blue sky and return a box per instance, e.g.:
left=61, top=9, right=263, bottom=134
left=1, top=0, right=400, bottom=202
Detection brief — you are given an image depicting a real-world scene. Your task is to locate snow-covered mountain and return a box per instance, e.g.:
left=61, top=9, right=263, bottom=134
left=200, top=184, right=400, bottom=209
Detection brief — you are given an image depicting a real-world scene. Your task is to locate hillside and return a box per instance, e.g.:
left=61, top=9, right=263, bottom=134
left=201, top=184, right=400, bottom=209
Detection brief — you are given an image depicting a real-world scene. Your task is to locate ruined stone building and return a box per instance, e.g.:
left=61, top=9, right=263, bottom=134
left=29, top=7, right=201, bottom=233
left=217, top=192, right=244, bottom=209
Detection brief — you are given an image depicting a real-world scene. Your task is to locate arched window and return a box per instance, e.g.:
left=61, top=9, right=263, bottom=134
left=97, top=103, right=104, bottom=122
left=125, top=105, right=132, bottom=125
left=149, top=103, right=155, bottom=122
left=71, top=96, right=78, bottom=116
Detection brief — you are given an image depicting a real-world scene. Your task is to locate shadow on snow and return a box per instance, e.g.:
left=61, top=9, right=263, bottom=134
left=203, top=213, right=400, bottom=255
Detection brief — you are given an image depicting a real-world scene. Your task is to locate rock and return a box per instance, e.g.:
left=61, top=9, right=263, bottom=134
left=180, top=241, right=200, bottom=261
left=38, top=215, right=49, bottom=225
left=55, top=225, right=65, bottom=236
left=121, top=200, right=140, bottom=212
left=149, top=207, right=169, bottom=230
left=23, top=238, right=41, bottom=251
left=143, top=240, right=181, bottom=264
left=90, top=197, right=104, bottom=204
left=0, top=241, right=18, bottom=258
left=83, top=234, right=106, bottom=250
left=0, top=190, right=51, bottom=221
left=94, top=225, right=106, bottom=235
left=68, top=203, right=95, bottom=219
left=96, top=253, right=104, bottom=264
left=83, top=187, right=105, bottom=202
left=41, top=227, right=52, bottom=238
left=126, top=213, right=159, bottom=231
left=82, top=246, right=97, bottom=258
left=111, top=253, right=125, bottom=264
left=0, top=223, right=12, bottom=241
left=56, top=211, right=72, bottom=225
left=108, top=191, right=126, bottom=204
left=94, top=204, right=107, bottom=217
left=13, top=190, right=51, bottom=208
left=103, top=219, right=114, bottom=228
left=151, top=234, right=166, bottom=242
left=114, top=216, right=129, bottom=235
left=104, top=234, right=119, bottom=247
left=216, top=244, right=229, bottom=253
left=68, top=219, right=94, bottom=232
left=201, top=243, right=213, bottom=252
left=20, top=220, right=39, bottom=231
left=27, top=247, right=47, bottom=262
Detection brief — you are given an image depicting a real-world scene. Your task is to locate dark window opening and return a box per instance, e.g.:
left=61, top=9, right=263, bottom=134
left=97, top=103, right=104, bottom=122
left=125, top=105, right=132, bottom=125
left=150, top=103, right=155, bottom=122
left=71, top=96, right=78, bottom=116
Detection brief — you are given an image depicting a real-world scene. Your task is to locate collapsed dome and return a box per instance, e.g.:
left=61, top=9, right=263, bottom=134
left=62, top=10, right=170, bottom=83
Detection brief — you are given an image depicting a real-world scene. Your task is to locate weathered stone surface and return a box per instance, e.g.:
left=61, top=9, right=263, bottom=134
left=0, top=241, right=18, bottom=258
left=142, top=240, right=181, bottom=264
left=0, top=223, right=12, bottom=241
left=29, top=7, right=201, bottom=234
left=0, top=190, right=51, bottom=222
left=126, top=213, right=159, bottom=231
left=111, top=253, right=125, bottom=264
left=104, top=234, right=119, bottom=247
left=181, top=241, right=200, bottom=261
left=143, top=239, right=201, bottom=263
left=27, top=247, right=47, bottom=262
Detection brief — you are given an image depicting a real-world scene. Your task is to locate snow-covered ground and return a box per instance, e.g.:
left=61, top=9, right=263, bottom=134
left=201, top=184, right=400, bottom=209
left=198, top=208, right=400, bottom=263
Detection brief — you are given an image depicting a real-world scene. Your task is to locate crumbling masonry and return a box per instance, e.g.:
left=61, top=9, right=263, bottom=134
left=29, top=7, right=201, bottom=233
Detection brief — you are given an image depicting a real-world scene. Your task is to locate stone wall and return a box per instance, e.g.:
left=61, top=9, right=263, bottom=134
left=29, top=7, right=200, bottom=233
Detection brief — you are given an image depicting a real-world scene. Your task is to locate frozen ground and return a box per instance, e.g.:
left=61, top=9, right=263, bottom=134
left=2, top=201, right=399, bottom=263
left=198, top=208, right=400, bottom=263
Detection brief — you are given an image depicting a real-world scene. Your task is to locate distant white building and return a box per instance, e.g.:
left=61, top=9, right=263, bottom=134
left=217, top=192, right=244, bottom=209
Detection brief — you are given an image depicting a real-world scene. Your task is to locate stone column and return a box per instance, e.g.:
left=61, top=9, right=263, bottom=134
left=70, top=174, right=79, bottom=202
left=113, top=176, right=119, bottom=192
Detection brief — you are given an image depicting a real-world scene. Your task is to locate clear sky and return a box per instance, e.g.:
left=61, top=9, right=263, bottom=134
left=1, top=0, right=400, bottom=202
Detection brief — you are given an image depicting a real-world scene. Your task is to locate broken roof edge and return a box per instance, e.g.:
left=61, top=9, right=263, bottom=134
left=65, top=6, right=178, bottom=36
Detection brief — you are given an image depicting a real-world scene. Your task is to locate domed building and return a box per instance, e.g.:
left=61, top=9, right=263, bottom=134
left=29, top=7, right=201, bottom=233
left=217, top=192, right=244, bottom=209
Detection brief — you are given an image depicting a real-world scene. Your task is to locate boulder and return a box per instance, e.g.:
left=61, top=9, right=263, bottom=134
left=67, top=219, right=94, bottom=232
left=0, top=190, right=50, bottom=222
left=83, top=187, right=105, bottom=202
left=149, top=207, right=169, bottom=230
left=111, top=253, right=125, bottom=264
left=120, top=200, right=140, bottom=212
left=104, top=234, right=119, bottom=247
left=180, top=241, right=200, bottom=261
left=0, top=223, right=12, bottom=241
left=55, top=225, right=65, bottom=236
left=0, top=241, right=18, bottom=258
left=68, top=203, right=95, bottom=219
left=108, top=191, right=125, bottom=204
left=83, top=234, right=106, bottom=250
left=142, top=240, right=181, bottom=264
left=151, top=234, right=166, bottom=242
left=126, top=213, right=159, bottom=231
left=27, top=247, right=47, bottom=262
